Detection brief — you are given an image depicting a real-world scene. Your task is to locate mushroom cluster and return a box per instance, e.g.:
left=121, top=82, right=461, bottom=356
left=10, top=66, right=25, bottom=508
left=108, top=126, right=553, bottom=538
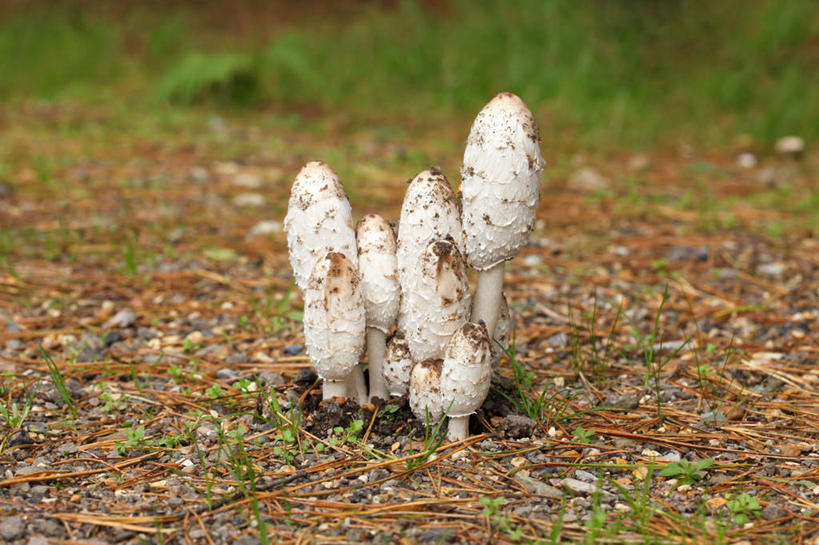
left=283, top=92, right=544, bottom=441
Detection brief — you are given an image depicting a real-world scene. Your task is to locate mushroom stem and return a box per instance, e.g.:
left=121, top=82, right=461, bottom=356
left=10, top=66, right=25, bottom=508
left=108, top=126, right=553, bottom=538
left=346, top=364, right=368, bottom=405
left=471, top=262, right=505, bottom=338
left=447, top=415, right=470, bottom=441
left=323, top=380, right=347, bottom=401
left=366, top=328, right=388, bottom=401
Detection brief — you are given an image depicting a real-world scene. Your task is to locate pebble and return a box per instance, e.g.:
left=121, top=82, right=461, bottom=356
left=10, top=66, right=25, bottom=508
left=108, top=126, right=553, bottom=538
left=224, top=352, right=246, bottom=365
left=0, top=515, right=24, bottom=540
left=103, top=309, right=137, bottom=329
left=233, top=172, right=262, bottom=188
left=667, top=245, right=708, bottom=262
left=233, top=193, right=266, bottom=207
left=650, top=339, right=688, bottom=354
left=563, top=477, right=597, bottom=495
left=628, top=154, right=651, bottom=172
left=757, top=262, right=785, bottom=277
left=568, top=167, right=610, bottom=192
left=216, top=368, right=239, bottom=380
left=574, top=470, right=597, bottom=482
left=545, top=333, right=568, bottom=348
left=605, top=392, right=639, bottom=409
left=249, top=220, right=282, bottom=236
left=761, top=504, right=786, bottom=520
left=284, top=344, right=304, bottom=355
left=736, top=152, right=757, bottom=168
left=27, top=535, right=50, bottom=545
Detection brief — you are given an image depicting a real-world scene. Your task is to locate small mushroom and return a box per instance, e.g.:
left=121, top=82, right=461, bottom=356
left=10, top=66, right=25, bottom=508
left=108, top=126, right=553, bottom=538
left=409, top=359, right=445, bottom=425
left=396, top=167, right=464, bottom=333
left=356, top=214, right=400, bottom=400
left=384, top=332, right=413, bottom=396
left=491, top=294, right=513, bottom=366
left=284, top=161, right=358, bottom=292
left=402, top=239, right=471, bottom=362
left=460, top=93, right=544, bottom=338
left=440, top=322, right=492, bottom=441
left=303, top=252, right=366, bottom=401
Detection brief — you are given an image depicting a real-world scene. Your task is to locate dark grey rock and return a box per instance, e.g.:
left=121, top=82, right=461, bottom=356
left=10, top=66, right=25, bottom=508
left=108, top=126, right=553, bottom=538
left=605, top=392, right=639, bottom=409
left=295, top=369, right=318, bottom=386
left=499, top=415, right=537, bottom=438
left=668, top=245, right=708, bottom=262
left=761, top=504, right=786, bottom=520
left=284, top=344, right=304, bottom=355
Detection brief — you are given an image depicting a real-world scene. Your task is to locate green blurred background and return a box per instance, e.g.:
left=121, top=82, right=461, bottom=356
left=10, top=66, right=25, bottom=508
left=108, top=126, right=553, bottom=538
left=3, top=0, right=817, bottom=149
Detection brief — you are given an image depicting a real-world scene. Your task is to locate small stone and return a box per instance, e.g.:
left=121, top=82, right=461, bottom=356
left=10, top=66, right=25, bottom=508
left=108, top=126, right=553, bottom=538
left=189, top=167, right=212, bottom=184
left=627, top=154, right=651, bottom=172
left=284, top=345, right=304, bottom=355
left=233, top=172, right=262, bottom=188
left=757, top=262, right=785, bottom=277
left=294, top=369, right=318, bottom=386
left=605, top=392, right=639, bottom=410
left=185, top=331, right=204, bottom=346
left=545, top=333, right=568, bottom=348
left=0, top=515, right=24, bottom=540
left=225, top=352, right=246, bottom=365
left=216, top=368, right=239, bottom=380
left=668, top=245, right=708, bottom=262
left=761, top=504, right=786, bottom=520
left=574, top=469, right=596, bottom=482
left=233, top=193, right=266, bottom=207
left=257, top=372, right=285, bottom=386
left=249, top=220, right=282, bottom=237
left=651, top=339, right=688, bottom=354
left=563, top=477, right=596, bottom=495
left=498, top=415, right=537, bottom=438
left=103, top=309, right=137, bottom=329
left=568, top=167, right=610, bottom=192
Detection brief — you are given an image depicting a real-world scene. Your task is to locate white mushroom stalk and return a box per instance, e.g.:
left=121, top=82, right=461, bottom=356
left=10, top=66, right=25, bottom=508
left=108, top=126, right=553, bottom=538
left=491, top=294, right=513, bottom=366
left=396, top=168, right=464, bottom=333
left=356, top=214, right=400, bottom=401
left=284, top=161, right=366, bottom=402
left=460, top=93, right=544, bottom=338
left=303, top=252, right=366, bottom=401
left=440, top=322, right=492, bottom=441
left=403, top=239, right=471, bottom=362
left=384, top=333, right=413, bottom=396
left=409, top=359, right=445, bottom=425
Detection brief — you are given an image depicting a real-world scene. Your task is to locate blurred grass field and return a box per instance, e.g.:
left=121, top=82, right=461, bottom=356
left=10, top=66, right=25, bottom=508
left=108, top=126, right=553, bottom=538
left=2, top=0, right=818, bottom=149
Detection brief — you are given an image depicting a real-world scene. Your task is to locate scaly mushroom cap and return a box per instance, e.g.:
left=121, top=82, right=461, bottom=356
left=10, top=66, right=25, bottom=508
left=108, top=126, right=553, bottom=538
left=491, top=294, right=513, bottom=365
left=409, top=359, right=445, bottom=423
left=403, top=239, right=471, bottom=362
left=460, top=93, right=545, bottom=270
left=284, top=162, right=358, bottom=292
left=384, top=333, right=413, bottom=396
left=356, top=214, right=400, bottom=333
left=303, top=252, right=366, bottom=382
left=396, top=168, right=464, bottom=331
left=441, top=322, right=492, bottom=418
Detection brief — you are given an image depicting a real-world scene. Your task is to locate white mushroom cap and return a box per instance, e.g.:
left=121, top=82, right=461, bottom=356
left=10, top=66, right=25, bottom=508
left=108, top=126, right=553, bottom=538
left=396, top=168, right=464, bottom=331
left=460, top=93, right=545, bottom=270
left=440, top=322, right=492, bottom=418
left=384, top=333, right=413, bottom=396
left=409, top=359, right=445, bottom=424
left=491, top=294, right=513, bottom=366
left=303, top=252, right=366, bottom=383
left=403, top=239, right=471, bottom=362
left=356, top=214, right=400, bottom=333
left=284, top=162, right=358, bottom=292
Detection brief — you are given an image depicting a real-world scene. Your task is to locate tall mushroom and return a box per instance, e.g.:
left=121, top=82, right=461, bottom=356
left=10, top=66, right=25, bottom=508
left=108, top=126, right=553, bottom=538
left=396, top=168, right=464, bottom=334
left=384, top=333, right=413, bottom=396
left=460, top=93, right=544, bottom=338
left=409, top=359, right=445, bottom=425
left=356, top=214, right=400, bottom=401
left=303, top=252, right=366, bottom=401
left=440, top=322, right=492, bottom=441
left=284, top=161, right=366, bottom=402
left=402, top=239, right=471, bottom=362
